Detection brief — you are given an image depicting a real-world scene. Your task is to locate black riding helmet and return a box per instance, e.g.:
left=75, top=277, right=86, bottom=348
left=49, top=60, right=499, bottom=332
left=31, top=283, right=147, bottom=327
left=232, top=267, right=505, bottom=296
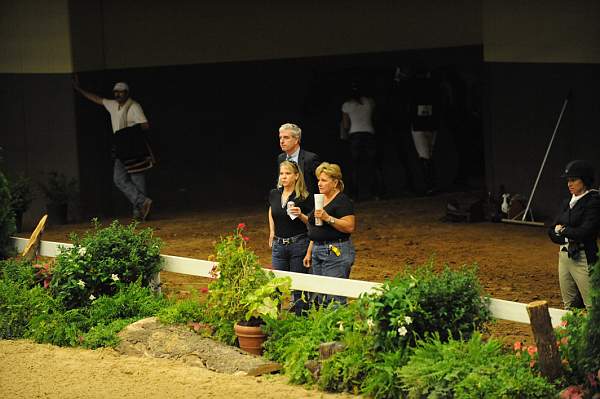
left=561, top=160, right=595, bottom=188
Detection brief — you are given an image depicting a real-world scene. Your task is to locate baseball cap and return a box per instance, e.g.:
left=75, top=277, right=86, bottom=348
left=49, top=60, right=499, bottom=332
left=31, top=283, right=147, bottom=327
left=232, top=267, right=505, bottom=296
left=112, top=82, right=129, bottom=92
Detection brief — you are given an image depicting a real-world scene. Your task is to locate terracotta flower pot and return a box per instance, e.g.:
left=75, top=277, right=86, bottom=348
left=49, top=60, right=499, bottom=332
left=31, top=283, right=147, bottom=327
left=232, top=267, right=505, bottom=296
left=234, top=323, right=266, bottom=355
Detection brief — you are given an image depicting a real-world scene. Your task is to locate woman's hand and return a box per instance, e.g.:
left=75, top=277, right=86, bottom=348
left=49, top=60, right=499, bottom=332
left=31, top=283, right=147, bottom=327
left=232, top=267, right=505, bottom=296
left=268, top=232, right=274, bottom=248
left=555, top=224, right=565, bottom=234
left=303, top=253, right=311, bottom=268
left=314, top=209, right=330, bottom=221
left=289, top=206, right=302, bottom=217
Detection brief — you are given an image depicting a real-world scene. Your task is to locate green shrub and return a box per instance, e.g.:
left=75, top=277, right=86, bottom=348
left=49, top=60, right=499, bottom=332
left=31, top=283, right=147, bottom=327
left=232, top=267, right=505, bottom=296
left=263, top=304, right=356, bottom=384
left=359, top=264, right=491, bottom=353
left=0, top=257, right=36, bottom=287
left=8, top=173, right=34, bottom=216
left=0, top=278, right=54, bottom=339
left=583, top=259, right=600, bottom=378
left=0, top=171, right=16, bottom=259
left=398, top=333, right=557, bottom=399
left=27, top=306, right=88, bottom=346
left=360, top=350, right=409, bottom=399
left=50, top=220, right=163, bottom=309
left=81, top=318, right=136, bottom=349
left=318, top=331, right=375, bottom=394
left=86, top=279, right=168, bottom=325
left=26, top=280, right=167, bottom=347
left=157, top=296, right=207, bottom=325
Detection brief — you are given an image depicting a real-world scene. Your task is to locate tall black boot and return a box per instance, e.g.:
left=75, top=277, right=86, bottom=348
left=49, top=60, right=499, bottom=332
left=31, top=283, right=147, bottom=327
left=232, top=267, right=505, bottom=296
left=420, top=157, right=435, bottom=194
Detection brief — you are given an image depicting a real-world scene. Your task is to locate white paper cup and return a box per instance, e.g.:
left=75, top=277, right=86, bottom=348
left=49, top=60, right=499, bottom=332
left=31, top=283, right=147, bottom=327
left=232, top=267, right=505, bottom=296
left=314, top=194, right=324, bottom=226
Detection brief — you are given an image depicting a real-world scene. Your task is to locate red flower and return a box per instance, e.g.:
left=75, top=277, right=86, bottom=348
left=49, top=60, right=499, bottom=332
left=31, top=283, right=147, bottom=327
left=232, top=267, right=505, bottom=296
left=242, top=236, right=250, bottom=242
left=237, top=223, right=246, bottom=230
left=200, top=287, right=208, bottom=293
left=560, top=385, right=584, bottom=399
left=513, top=341, right=522, bottom=351
left=527, top=345, right=537, bottom=356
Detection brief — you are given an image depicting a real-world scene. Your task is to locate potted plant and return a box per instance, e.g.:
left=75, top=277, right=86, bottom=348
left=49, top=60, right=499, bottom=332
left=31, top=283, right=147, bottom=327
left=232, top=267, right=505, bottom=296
left=38, top=171, right=78, bottom=225
left=235, top=276, right=291, bottom=355
left=8, top=173, right=34, bottom=232
left=206, top=223, right=291, bottom=354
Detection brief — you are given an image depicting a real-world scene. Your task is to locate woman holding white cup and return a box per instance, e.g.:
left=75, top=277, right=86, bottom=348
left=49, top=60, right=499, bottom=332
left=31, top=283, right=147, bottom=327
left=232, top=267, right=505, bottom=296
left=303, top=162, right=356, bottom=306
left=268, top=160, right=313, bottom=315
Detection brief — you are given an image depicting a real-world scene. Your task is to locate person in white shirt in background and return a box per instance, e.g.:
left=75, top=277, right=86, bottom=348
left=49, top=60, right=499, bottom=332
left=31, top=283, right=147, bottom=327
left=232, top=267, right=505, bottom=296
left=73, top=77, right=153, bottom=221
left=341, top=82, right=383, bottom=201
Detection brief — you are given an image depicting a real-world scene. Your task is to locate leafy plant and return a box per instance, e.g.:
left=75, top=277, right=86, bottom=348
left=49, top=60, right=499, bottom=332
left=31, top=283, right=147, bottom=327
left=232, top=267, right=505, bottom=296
left=50, top=220, right=163, bottom=309
left=0, top=171, right=16, bottom=259
left=242, top=276, right=291, bottom=323
left=205, top=223, right=288, bottom=344
left=0, top=278, right=54, bottom=339
left=157, top=296, right=207, bottom=325
left=398, top=332, right=557, bottom=399
left=358, top=264, right=491, bottom=353
left=81, top=318, right=136, bottom=349
left=26, top=279, right=167, bottom=347
left=263, top=304, right=356, bottom=384
left=318, top=330, right=375, bottom=394
left=38, top=171, right=78, bottom=205
left=0, top=257, right=37, bottom=287
left=8, top=173, right=34, bottom=215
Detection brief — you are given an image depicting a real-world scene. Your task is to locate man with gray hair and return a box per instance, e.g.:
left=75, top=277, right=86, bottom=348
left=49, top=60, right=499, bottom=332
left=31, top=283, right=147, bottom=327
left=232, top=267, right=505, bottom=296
left=277, top=123, right=320, bottom=194
left=73, top=77, right=153, bottom=221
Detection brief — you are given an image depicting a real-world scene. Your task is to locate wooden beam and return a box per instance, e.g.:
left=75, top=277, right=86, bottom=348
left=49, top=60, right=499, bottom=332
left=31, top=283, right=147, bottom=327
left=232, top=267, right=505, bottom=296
left=20, top=215, right=47, bottom=260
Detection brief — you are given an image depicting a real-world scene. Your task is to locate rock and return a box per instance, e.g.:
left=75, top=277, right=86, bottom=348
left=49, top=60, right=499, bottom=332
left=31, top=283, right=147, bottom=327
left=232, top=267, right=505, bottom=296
left=116, top=317, right=281, bottom=376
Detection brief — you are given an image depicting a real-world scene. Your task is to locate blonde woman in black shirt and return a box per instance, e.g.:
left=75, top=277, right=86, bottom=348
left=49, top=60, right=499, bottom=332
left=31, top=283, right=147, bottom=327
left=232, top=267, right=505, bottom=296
left=303, top=162, right=356, bottom=306
left=268, top=160, right=313, bottom=314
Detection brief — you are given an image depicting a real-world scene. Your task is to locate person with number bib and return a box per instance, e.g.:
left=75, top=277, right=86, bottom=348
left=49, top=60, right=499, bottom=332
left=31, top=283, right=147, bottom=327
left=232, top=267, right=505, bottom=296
left=268, top=160, right=313, bottom=315
left=303, top=162, right=356, bottom=306
left=548, top=160, right=600, bottom=309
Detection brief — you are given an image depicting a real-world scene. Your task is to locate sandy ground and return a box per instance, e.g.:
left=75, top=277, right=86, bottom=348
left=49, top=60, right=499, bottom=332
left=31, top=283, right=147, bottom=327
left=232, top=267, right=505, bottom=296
left=0, top=340, right=351, bottom=399
left=2, top=193, right=563, bottom=398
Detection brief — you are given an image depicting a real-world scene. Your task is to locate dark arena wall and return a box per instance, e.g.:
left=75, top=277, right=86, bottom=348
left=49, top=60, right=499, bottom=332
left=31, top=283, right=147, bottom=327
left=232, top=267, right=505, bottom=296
left=2, top=0, right=600, bottom=228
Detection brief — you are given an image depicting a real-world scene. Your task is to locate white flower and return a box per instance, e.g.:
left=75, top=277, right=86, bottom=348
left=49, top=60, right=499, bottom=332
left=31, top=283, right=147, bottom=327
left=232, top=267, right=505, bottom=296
left=111, top=274, right=120, bottom=282
left=398, top=326, right=408, bottom=336
left=89, top=294, right=96, bottom=301
left=338, top=321, right=344, bottom=332
left=77, top=279, right=85, bottom=288
left=404, top=316, right=413, bottom=325
left=366, top=318, right=375, bottom=329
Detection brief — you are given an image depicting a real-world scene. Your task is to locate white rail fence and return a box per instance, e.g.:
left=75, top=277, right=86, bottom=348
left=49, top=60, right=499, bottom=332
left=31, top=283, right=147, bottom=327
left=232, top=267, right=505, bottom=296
left=11, top=237, right=568, bottom=327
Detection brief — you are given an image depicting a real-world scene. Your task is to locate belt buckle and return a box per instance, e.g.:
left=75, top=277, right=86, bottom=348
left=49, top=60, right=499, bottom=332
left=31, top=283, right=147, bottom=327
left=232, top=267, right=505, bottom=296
left=282, top=238, right=291, bottom=245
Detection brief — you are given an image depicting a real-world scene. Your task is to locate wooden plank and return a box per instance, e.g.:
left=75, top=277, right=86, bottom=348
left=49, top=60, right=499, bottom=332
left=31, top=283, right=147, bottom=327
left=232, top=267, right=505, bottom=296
left=488, top=297, right=567, bottom=327
left=270, top=269, right=382, bottom=298
left=21, top=215, right=47, bottom=259
left=527, top=301, right=563, bottom=380
left=161, top=254, right=216, bottom=277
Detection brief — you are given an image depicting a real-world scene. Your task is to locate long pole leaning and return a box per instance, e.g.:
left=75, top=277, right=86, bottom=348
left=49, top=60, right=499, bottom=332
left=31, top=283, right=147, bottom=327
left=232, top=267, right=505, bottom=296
left=522, top=91, right=572, bottom=222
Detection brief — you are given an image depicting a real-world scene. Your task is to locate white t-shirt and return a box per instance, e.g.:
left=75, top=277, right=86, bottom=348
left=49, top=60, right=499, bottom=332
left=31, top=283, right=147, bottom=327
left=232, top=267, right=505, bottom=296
left=102, top=98, right=148, bottom=133
left=341, top=97, right=375, bottom=134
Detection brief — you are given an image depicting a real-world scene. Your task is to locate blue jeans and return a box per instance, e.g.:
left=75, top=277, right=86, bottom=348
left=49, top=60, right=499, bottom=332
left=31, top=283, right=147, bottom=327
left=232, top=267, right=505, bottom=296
left=272, top=235, right=310, bottom=314
left=311, top=239, right=355, bottom=306
left=113, top=159, right=148, bottom=216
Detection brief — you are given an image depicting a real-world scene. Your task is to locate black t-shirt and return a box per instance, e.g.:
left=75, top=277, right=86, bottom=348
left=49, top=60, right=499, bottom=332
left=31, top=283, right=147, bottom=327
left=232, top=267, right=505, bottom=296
left=307, top=192, right=354, bottom=242
left=268, top=188, right=313, bottom=238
